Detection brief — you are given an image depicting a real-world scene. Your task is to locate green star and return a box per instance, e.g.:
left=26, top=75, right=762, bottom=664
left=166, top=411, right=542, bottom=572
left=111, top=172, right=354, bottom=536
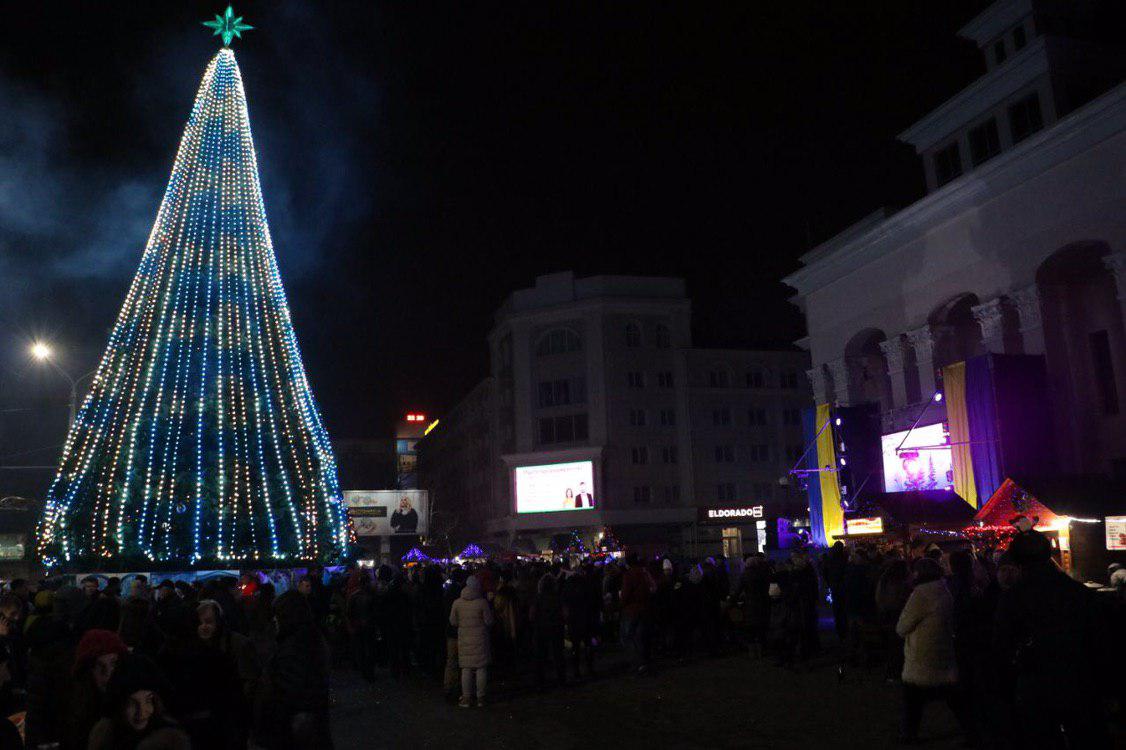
left=203, top=5, right=254, bottom=47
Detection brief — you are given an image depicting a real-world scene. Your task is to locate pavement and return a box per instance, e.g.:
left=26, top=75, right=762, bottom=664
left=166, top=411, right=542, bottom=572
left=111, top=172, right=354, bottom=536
left=329, top=640, right=966, bottom=750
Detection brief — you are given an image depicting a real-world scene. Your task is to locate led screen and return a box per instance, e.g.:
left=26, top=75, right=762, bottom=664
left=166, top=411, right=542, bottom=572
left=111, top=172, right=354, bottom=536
left=881, top=423, right=954, bottom=493
left=515, top=461, right=595, bottom=513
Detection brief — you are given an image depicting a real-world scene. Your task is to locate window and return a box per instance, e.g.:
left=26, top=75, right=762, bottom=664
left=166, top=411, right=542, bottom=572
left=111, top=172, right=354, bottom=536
left=993, top=39, right=1006, bottom=65
left=537, top=378, right=578, bottom=407
left=657, top=371, right=674, bottom=389
left=1013, top=24, right=1026, bottom=50
left=781, top=370, right=799, bottom=389
left=714, top=445, right=734, bottom=463
left=633, top=485, right=652, bottom=504
left=712, top=408, right=732, bottom=427
left=785, top=444, right=805, bottom=463
left=708, top=370, right=730, bottom=388
left=627, top=371, right=644, bottom=389
left=933, top=141, right=963, bottom=187
left=1008, top=93, right=1043, bottom=144
left=538, top=413, right=588, bottom=445
left=625, top=323, right=641, bottom=348
left=661, top=445, right=678, bottom=464
left=631, top=446, right=649, bottom=465
left=748, top=407, right=767, bottom=426
left=753, top=482, right=773, bottom=501
left=746, top=369, right=765, bottom=388
left=659, top=408, right=677, bottom=426
left=535, top=328, right=581, bottom=357
left=968, top=118, right=1001, bottom=166
left=629, top=409, right=647, bottom=427
left=663, top=485, right=680, bottom=503
left=749, top=444, right=769, bottom=462
left=782, top=407, right=800, bottom=426
left=655, top=324, right=671, bottom=349
left=716, top=483, right=736, bottom=502
left=1090, top=330, right=1120, bottom=415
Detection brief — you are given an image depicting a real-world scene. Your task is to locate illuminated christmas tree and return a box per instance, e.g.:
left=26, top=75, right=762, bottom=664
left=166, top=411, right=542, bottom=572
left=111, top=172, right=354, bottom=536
left=37, top=9, right=350, bottom=568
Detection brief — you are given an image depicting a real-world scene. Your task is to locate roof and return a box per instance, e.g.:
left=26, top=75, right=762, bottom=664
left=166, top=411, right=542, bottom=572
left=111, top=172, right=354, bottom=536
left=858, top=490, right=976, bottom=527
left=976, top=476, right=1126, bottom=525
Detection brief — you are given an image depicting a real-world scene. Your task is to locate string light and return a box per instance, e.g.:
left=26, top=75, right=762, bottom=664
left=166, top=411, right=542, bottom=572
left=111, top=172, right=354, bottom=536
left=36, top=49, right=348, bottom=568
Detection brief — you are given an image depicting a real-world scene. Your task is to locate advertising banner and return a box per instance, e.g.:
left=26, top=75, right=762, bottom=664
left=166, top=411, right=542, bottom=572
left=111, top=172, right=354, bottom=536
left=344, top=490, right=429, bottom=536
left=515, top=461, right=595, bottom=513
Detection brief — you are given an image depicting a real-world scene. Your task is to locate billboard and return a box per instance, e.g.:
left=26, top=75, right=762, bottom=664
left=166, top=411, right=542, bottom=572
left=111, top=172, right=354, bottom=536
left=881, top=423, right=954, bottom=493
left=344, top=490, right=429, bottom=536
left=514, top=461, right=595, bottom=513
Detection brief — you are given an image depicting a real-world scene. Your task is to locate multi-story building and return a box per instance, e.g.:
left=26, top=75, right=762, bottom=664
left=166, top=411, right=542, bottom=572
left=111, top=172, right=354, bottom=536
left=783, top=1, right=1126, bottom=493
left=418, top=272, right=809, bottom=557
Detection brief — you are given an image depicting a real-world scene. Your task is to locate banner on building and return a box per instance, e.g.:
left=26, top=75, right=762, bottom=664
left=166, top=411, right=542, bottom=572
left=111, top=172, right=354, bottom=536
left=344, top=490, right=429, bottom=536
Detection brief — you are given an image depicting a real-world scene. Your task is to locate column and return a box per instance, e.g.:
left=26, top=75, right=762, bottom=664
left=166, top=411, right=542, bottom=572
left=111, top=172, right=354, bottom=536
left=1103, top=252, right=1126, bottom=323
left=971, top=297, right=1007, bottom=354
left=825, top=358, right=851, bottom=406
left=905, top=326, right=937, bottom=399
left=1011, top=284, right=1044, bottom=355
left=878, top=337, right=908, bottom=409
left=805, top=366, right=828, bottom=404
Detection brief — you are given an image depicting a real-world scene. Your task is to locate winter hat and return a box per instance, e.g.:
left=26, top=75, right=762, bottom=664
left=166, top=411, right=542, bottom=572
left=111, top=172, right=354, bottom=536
left=273, top=590, right=314, bottom=635
left=105, top=653, right=172, bottom=713
left=662, top=559, right=674, bottom=574
left=464, top=575, right=482, bottom=592
left=1008, top=529, right=1052, bottom=564
left=196, top=598, right=224, bottom=619
left=73, top=629, right=128, bottom=674
left=32, top=590, right=53, bottom=612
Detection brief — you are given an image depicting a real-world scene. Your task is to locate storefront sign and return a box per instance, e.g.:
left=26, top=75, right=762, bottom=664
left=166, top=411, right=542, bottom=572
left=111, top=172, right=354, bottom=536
left=1107, top=516, right=1126, bottom=551
left=698, top=505, right=764, bottom=524
left=845, top=516, right=884, bottom=535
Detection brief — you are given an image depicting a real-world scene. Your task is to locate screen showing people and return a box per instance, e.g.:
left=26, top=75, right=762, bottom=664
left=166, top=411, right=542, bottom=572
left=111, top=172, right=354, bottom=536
left=881, top=423, right=954, bottom=493
left=514, top=460, right=596, bottom=513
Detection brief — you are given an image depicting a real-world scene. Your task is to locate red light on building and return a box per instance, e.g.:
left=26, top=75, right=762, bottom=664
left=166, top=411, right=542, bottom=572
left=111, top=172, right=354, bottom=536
left=404, top=413, right=427, bottom=423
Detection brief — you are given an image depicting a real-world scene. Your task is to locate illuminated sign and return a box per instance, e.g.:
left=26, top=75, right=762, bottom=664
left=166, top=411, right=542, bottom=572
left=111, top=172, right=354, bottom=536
left=1107, top=516, right=1126, bottom=551
left=404, top=413, right=427, bottom=423
left=845, top=516, right=884, bottom=535
left=698, top=505, right=764, bottom=524
left=514, top=461, right=596, bottom=513
left=423, top=419, right=440, bottom=436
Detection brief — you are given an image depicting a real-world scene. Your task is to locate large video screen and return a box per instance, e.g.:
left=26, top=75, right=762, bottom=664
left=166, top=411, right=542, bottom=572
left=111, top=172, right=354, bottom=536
left=881, top=423, right=954, bottom=493
left=515, top=461, right=595, bottom=513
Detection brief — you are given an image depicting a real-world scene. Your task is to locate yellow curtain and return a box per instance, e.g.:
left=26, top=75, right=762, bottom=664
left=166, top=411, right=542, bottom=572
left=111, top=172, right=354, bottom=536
left=942, top=362, right=978, bottom=508
left=815, top=403, right=844, bottom=540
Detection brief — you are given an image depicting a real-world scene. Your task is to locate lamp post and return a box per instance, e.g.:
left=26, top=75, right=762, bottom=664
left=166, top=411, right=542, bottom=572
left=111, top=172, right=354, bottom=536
left=29, top=342, right=96, bottom=427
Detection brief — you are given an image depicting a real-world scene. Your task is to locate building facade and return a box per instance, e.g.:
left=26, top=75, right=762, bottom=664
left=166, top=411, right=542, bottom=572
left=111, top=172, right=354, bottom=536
left=784, top=1, right=1126, bottom=486
left=418, top=272, right=810, bottom=557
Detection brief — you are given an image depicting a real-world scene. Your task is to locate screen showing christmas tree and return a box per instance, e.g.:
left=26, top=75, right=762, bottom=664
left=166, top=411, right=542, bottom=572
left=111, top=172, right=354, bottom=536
left=515, top=461, right=596, bottom=513
left=880, top=423, right=954, bottom=493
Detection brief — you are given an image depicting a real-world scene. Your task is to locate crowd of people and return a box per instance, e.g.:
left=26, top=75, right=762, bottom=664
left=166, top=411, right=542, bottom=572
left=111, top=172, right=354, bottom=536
left=0, top=527, right=1120, bottom=749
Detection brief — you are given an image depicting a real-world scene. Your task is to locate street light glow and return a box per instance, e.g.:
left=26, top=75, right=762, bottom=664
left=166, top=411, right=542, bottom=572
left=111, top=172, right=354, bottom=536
left=30, top=342, right=53, bottom=361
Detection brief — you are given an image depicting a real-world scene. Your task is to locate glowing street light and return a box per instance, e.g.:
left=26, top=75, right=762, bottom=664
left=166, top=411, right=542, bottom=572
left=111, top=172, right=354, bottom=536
left=28, top=341, right=95, bottom=427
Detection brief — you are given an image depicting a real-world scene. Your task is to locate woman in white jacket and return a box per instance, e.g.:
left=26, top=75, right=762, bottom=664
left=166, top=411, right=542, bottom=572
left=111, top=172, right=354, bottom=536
left=895, top=557, right=972, bottom=743
left=449, top=575, right=494, bottom=707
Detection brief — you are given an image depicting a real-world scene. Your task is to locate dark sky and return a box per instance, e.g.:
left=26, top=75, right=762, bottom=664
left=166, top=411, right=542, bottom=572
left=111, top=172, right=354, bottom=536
left=0, top=1, right=987, bottom=453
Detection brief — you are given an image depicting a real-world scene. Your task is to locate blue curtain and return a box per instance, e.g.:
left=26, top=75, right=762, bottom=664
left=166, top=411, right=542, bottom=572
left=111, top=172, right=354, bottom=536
left=802, top=406, right=827, bottom=547
left=966, top=355, right=1003, bottom=502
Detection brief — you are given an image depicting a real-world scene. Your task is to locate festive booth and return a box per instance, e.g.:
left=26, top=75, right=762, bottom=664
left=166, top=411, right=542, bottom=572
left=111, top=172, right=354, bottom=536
left=970, top=477, right=1126, bottom=580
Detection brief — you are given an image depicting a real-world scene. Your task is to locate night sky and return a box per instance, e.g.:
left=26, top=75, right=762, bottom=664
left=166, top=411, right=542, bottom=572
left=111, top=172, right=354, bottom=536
left=0, top=1, right=987, bottom=461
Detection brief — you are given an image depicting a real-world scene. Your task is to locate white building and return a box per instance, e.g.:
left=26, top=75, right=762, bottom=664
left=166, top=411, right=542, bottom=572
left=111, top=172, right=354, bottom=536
left=784, top=0, right=1126, bottom=479
left=419, top=272, right=810, bottom=557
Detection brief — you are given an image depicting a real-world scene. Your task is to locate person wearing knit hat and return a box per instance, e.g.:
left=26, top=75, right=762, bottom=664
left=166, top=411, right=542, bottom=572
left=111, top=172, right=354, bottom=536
left=63, top=629, right=128, bottom=750
left=87, top=653, right=189, bottom=750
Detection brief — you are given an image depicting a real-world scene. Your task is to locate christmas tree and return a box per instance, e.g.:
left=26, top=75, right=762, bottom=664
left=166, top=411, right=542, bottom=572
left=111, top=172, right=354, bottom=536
left=37, top=10, right=350, bottom=568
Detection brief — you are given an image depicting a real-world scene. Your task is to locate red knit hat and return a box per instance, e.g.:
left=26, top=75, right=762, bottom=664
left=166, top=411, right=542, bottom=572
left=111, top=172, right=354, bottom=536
left=72, top=628, right=128, bottom=675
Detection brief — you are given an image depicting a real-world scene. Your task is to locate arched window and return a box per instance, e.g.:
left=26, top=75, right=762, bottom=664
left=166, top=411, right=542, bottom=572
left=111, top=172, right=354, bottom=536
left=625, top=323, right=641, bottom=348
left=745, top=366, right=767, bottom=389
left=655, top=323, right=671, bottom=349
left=535, top=328, right=582, bottom=357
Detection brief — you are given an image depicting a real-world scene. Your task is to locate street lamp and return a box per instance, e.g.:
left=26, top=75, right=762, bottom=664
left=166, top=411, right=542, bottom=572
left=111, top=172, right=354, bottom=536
left=29, top=341, right=96, bottom=427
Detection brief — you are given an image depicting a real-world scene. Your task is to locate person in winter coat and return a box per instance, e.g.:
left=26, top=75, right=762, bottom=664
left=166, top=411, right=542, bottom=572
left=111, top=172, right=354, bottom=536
left=562, top=564, right=597, bottom=677
left=87, top=653, right=191, bottom=750
left=255, top=590, right=332, bottom=749
left=414, top=565, right=447, bottom=677
left=64, top=628, right=129, bottom=750
left=895, top=557, right=972, bottom=744
left=738, top=554, right=772, bottom=657
left=449, top=575, right=493, bottom=707
left=531, top=573, right=566, bottom=688
left=24, top=589, right=78, bottom=749
left=619, top=553, right=654, bottom=673
left=442, top=568, right=468, bottom=701
left=196, top=599, right=261, bottom=748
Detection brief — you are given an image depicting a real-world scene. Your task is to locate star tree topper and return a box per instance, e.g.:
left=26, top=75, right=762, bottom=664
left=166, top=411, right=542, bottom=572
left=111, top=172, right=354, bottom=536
left=203, top=5, right=254, bottom=47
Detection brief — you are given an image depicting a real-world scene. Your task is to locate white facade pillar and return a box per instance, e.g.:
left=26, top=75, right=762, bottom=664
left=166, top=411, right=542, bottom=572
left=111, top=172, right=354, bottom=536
left=972, top=297, right=1007, bottom=354
left=1011, top=285, right=1045, bottom=355
left=805, top=366, right=828, bottom=405
left=878, top=337, right=908, bottom=409
left=825, top=358, right=851, bottom=406
left=906, top=326, right=938, bottom=398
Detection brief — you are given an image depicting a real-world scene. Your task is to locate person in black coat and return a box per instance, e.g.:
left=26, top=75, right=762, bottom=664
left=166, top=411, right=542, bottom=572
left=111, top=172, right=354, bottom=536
left=531, top=574, right=566, bottom=688
left=562, top=565, right=597, bottom=677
